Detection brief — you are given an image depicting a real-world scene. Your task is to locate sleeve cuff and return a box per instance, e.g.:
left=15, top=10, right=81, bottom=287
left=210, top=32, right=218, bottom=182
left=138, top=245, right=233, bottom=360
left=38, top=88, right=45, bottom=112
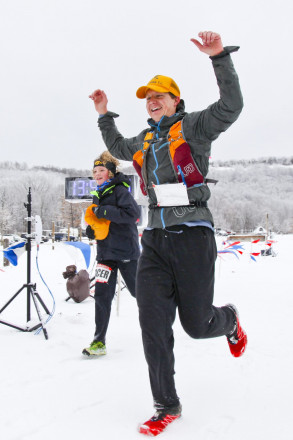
left=98, top=111, right=119, bottom=119
left=210, top=46, right=240, bottom=60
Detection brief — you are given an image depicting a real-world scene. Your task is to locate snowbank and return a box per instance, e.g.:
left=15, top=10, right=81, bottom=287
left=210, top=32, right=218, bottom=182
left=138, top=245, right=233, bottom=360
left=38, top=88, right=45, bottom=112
left=1, top=235, right=292, bottom=439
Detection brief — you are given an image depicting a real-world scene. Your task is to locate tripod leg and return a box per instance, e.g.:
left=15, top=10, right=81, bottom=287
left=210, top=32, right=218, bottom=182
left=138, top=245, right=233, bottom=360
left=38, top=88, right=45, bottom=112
left=0, top=319, right=28, bottom=332
left=34, top=291, right=50, bottom=314
left=0, top=286, right=25, bottom=314
left=30, top=286, right=49, bottom=340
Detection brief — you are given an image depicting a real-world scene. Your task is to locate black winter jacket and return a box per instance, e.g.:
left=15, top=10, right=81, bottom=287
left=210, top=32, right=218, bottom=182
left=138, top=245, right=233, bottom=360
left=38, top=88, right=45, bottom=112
left=90, top=172, right=140, bottom=261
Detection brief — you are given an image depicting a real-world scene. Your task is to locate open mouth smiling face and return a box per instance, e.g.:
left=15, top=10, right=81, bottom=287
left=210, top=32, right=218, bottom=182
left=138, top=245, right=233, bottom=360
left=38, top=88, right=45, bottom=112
left=93, top=166, right=109, bottom=185
left=145, top=91, right=179, bottom=122
left=151, top=106, right=162, bottom=115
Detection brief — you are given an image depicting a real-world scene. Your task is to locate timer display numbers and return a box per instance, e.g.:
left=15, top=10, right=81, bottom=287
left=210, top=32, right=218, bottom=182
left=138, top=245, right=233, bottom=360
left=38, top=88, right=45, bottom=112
left=65, top=177, right=97, bottom=200
left=65, top=175, right=135, bottom=201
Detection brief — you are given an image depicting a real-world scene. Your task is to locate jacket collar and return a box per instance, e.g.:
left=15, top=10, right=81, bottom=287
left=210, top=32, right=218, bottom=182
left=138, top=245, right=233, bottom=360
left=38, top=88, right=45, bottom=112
left=95, top=172, right=130, bottom=195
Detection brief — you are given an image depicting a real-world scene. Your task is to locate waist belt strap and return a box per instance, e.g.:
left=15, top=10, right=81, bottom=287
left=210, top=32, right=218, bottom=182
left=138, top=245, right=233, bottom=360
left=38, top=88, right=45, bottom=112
left=149, top=201, right=208, bottom=209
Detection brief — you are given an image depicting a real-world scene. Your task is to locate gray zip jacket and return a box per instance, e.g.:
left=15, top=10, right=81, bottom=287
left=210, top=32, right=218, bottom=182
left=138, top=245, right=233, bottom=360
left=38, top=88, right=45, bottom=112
left=98, top=47, right=243, bottom=228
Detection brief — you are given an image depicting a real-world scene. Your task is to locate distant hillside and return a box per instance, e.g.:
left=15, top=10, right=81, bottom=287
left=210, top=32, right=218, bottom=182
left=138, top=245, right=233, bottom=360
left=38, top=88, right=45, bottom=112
left=0, top=161, right=91, bottom=177
left=0, top=157, right=292, bottom=234
left=208, top=158, right=293, bottom=233
left=0, top=162, right=92, bottom=236
left=210, top=156, right=293, bottom=167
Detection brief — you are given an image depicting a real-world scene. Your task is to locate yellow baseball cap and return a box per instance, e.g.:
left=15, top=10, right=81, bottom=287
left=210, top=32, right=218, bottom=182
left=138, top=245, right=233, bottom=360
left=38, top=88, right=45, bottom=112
left=136, top=75, right=180, bottom=99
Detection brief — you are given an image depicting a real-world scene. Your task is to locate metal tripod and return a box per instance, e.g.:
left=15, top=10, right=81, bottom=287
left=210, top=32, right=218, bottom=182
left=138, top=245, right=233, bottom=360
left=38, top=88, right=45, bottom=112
left=0, top=188, right=50, bottom=339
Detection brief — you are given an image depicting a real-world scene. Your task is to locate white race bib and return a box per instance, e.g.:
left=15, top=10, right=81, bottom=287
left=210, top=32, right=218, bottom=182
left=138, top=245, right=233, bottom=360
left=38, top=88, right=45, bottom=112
left=95, top=264, right=112, bottom=283
left=152, top=182, right=189, bottom=207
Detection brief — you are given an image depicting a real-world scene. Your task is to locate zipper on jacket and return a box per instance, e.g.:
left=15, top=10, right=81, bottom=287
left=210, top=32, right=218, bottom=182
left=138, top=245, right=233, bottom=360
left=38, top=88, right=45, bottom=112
left=151, top=144, right=160, bottom=185
left=160, top=208, right=165, bottom=228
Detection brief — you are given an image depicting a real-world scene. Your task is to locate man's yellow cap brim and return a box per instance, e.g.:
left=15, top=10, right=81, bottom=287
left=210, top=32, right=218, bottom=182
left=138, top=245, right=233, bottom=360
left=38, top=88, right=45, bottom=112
left=136, top=75, right=180, bottom=99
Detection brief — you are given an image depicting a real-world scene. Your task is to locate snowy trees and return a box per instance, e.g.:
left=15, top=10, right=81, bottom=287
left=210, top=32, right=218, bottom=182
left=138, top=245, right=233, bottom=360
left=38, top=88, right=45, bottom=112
left=208, top=159, right=293, bottom=233
left=18, top=172, right=64, bottom=230
left=60, top=199, right=90, bottom=231
left=0, top=158, right=292, bottom=235
left=0, top=162, right=91, bottom=236
left=0, top=188, right=16, bottom=236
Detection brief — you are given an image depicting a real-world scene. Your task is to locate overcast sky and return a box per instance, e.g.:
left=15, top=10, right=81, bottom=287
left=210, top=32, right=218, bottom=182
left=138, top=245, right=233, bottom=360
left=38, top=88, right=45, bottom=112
left=1, top=0, right=292, bottom=169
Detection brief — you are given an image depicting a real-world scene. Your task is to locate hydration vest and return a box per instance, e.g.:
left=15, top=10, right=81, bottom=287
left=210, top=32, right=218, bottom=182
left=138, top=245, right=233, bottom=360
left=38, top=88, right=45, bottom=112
left=132, top=119, right=207, bottom=196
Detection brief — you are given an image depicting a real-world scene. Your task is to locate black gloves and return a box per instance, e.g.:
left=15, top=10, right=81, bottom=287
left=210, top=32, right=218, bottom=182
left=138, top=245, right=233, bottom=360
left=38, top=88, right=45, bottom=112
left=86, top=225, right=95, bottom=240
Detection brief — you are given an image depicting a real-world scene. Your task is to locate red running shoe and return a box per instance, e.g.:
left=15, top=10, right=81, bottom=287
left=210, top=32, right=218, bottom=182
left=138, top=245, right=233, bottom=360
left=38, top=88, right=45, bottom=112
left=139, top=406, right=181, bottom=437
left=226, top=304, right=247, bottom=358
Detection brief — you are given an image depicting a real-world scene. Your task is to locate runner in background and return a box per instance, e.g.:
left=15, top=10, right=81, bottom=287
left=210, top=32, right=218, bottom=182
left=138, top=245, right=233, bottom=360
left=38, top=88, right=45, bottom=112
left=83, top=151, right=140, bottom=357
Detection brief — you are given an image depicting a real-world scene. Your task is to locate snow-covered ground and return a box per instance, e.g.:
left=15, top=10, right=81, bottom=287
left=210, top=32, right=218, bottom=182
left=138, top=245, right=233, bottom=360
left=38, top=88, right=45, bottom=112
left=1, top=235, right=292, bottom=440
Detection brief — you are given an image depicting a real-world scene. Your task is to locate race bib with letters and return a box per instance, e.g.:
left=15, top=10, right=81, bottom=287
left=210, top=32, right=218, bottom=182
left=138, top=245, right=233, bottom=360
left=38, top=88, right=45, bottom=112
left=95, top=264, right=112, bottom=283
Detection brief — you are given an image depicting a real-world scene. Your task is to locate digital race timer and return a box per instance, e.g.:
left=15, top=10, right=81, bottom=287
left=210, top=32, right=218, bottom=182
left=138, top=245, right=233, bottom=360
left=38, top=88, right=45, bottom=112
left=65, top=175, right=136, bottom=201
left=65, top=177, right=97, bottom=201
left=65, top=175, right=148, bottom=226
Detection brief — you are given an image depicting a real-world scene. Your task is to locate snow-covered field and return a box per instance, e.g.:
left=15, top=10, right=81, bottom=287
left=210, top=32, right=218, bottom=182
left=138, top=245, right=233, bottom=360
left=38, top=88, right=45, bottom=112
left=1, top=235, right=292, bottom=440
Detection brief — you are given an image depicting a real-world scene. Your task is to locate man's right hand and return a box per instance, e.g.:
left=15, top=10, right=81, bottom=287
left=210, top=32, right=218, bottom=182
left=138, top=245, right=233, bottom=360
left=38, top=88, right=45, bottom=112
left=190, top=31, right=224, bottom=57
left=89, top=89, right=108, bottom=114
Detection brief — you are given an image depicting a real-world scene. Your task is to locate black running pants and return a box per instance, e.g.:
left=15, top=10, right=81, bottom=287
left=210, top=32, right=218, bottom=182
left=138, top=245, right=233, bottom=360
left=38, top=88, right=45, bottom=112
left=94, top=259, right=137, bottom=344
left=136, top=226, right=235, bottom=408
